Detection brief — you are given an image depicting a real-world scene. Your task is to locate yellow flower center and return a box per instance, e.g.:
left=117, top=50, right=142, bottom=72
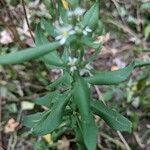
left=63, top=31, right=69, bottom=37
left=61, top=0, right=69, bottom=10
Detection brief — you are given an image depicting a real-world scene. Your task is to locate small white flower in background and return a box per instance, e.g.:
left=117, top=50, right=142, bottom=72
left=55, top=25, right=75, bottom=45
left=68, top=57, right=77, bottom=73
left=68, top=7, right=85, bottom=17
left=80, top=63, right=93, bottom=76
left=74, top=7, right=85, bottom=16
left=74, top=25, right=92, bottom=36
left=83, top=26, right=92, bottom=35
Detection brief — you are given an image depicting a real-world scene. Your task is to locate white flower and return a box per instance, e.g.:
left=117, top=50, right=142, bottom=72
left=55, top=25, right=75, bottom=45
left=68, top=57, right=77, bottom=73
left=68, top=7, right=85, bottom=17
left=83, top=26, right=92, bottom=35
left=74, top=7, right=85, bottom=16
left=80, top=64, right=93, bottom=76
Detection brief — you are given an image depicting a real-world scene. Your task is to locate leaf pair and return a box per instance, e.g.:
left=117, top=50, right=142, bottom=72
left=23, top=91, right=71, bottom=135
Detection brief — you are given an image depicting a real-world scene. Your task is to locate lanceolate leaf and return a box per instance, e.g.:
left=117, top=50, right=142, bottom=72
left=91, top=100, right=132, bottom=132
left=23, top=92, right=71, bottom=136
left=47, top=72, right=73, bottom=89
left=34, top=91, right=60, bottom=107
left=73, top=75, right=97, bottom=150
left=134, top=60, right=150, bottom=68
left=41, top=19, right=56, bottom=37
left=35, top=24, right=63, bottom=66
left=86, top=61, right=150, bottom=85
left=86, top=62, right=135, bottom=85
left=23, top=112, right=48, bottom=128
left=0, top=42, right=60, bottom=65
left=82, top=2, right=99, bottom=29
left=58, top=0, right=68, bottom=23
left=81, top=113, right=97, bottom=150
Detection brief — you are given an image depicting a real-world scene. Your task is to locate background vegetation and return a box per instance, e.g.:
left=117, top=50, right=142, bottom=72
left=0, top=0, right=150, bottom=149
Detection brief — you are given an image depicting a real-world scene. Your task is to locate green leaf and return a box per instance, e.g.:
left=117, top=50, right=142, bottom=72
left=73, top=75, right=97, bottom=150
left=34, top=91, right=60, bottom=107
left=0, top=42, right=60, bottom=65
left=86, top=62, right=135, bottom=85
left=82, top=37, right=102, bottom=49
left=91, top=100, right=132, bottom=132
left=35, top=24, right=63, bottom=67
left=33, top=140, right=48, bottom=150
left=41, top=18, right=56, bottom=37
left=23, top=92, right=71, bottom=136
left=58, top=1, right=69, bottom=24
left=47, top=72, right=73, bottom=89
left=23, top=112, right=47, bottom=128
left=134, top=60, right=150, bottom=68
left=82, top=2, right=99, bottom=29
left=81, top=114, right=97, bottom=150
left=61, top=47, right=69, bottom=63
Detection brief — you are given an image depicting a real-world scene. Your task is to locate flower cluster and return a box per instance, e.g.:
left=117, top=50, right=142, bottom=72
left=67, top=7, right=85, bottom=17
left=54, top=6, right=92, bottom=45
left=55, top=25, right=75, bottom=45
left=54, top=6, right=93, bottom=74
left=68, top=57, right=77, bottom=73
left=55, top=25, right=92, bottom=45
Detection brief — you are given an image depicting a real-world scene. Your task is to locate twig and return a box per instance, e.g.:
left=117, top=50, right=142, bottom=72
left=107, top=19, right=139, bottom=39
left=133, top=132, right=145, bottom=149
left=94, top=84, right=131, bottom=150
left=100, top=132, right=126, bottom=149
left=94, top=85, right=106, bottom=105
left=21, top=0, right=35, bottom=43
left=7, top=135, right=13, bottom=150
left=117, top=131, right=131, bottom=150
left=111, top=0, right=126, bottom=25
left=89, top=72, right=105, bottom=104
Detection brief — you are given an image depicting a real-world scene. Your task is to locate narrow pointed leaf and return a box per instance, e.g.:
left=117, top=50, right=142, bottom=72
left=73, top=76, right=97, bottom=150
left=41, top=18, right=56, bottom=37
left=35, top=24, right=63, bottom=66
left=134, top=60, right=150, bottom=68
left=82, top=2, right=99, bottom=29
left=86, top=62, right=135, bottom=85
left=23, top=112, right=48, bottom=128
left=0, top=42, right=60, bottom=65
left=47, top=72, right=73, bottom=89
left=32, top=92, right=71, bottom=135
left=81, top=114, right=97, bottom=150
left=91, top=100, right=132, bottom=132
left=34, top=91, right=60, bottom=107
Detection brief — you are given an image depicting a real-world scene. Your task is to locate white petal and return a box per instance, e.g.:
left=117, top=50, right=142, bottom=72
left=75, top=26, right=79, bottom=31
left=68, top=57, right=72, bottom=62
left=83, top=30, right=87, bottom=35
left=55, top=35, right=62, bottom=40
left=60, top=38, right=67, bottom=45
left=69, top=30, right=76, bottom=35
left=85, top=27, right=92, bottom=32
left=70, top=66, right=77, bottom=72
left=75, top=7, right=85, bottom=16
left=67, top=11, right=74, bottom=17
left=72, top=58, right=77, bottom=63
